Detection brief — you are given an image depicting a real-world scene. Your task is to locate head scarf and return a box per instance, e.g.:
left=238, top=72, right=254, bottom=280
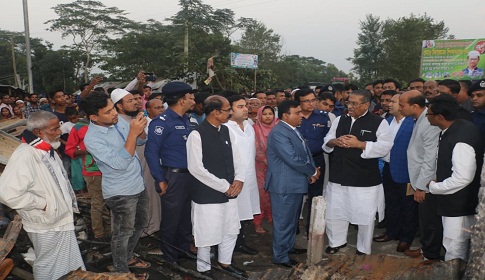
left=253, top=105, right=277, bottom=150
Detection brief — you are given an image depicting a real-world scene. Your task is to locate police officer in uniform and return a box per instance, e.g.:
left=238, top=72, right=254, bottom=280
left=294, top=88, right=331, bottom=237
left=469, top=79, right=485, bottom=140
left=145, top=82, right=196, bottom=263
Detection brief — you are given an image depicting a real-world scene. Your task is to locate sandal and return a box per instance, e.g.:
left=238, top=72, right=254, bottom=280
left=128, top=257, right=151, bottom=269
left=325, top=243, right=347, bottom=254
left=133, top=272, right=149, bottom=280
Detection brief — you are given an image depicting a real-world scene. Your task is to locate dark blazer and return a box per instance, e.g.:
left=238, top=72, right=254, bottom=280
left=265, top=121, right=315, bottom=194
left=386, top=116, right=414, bottom=184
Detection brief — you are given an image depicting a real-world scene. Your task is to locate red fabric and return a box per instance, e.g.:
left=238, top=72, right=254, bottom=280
left=252, top=106, right=277, bottom=225
left=65, top=124, right=102, bottom=176
left=20, top=129, right=54, bottom=157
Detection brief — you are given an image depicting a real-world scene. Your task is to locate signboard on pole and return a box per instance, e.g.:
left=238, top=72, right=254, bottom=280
left=420, top=39, right=485, bottom=80
left=230, top=52, right=259, bottom=69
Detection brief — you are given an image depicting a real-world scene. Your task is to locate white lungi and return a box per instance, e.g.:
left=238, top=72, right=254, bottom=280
left=28, top=230, right=85, bottom=280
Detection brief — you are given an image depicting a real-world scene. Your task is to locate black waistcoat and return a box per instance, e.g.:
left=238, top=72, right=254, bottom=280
left=190, top=120, right=235, bottom=204
left=329, top=112, right=383, bottom=187
left=435, top=119, right=484, bottom=217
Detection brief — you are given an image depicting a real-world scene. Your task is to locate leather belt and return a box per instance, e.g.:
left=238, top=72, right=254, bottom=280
left=165, top=167, right=189, bottom=173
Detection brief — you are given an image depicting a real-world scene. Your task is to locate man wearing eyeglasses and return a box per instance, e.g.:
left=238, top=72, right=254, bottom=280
left=294, top=89, right=331, bottom=238
left=186, top=95, right=248, bottom=278
left=426, top=94, right=483, bottom=262
left=323, top=90, right=393, bottom=255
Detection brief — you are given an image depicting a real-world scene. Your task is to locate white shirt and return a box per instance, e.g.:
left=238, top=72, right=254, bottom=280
left=429, top=142, right=477, bottom=195
left=186, top=123, right=244, bottom=247
left=186, top=125, right=245, bottom=193
left=322, top=113, right=393, bottom=224
left=224, top=120, right=260, bottom=220
left=383, top=116, right=404, bottom=162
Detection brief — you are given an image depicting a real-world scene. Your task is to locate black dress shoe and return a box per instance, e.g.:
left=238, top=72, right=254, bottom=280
left=289, top=248, right=307, bottom=254
left=373, top=234, right=397, bottom=242
left=356, top=250, right=366, bottom=255
left=201, top=270, right=215, bottom=279
left=396, top=242, right=411, bottom=252
left=217, top=263, right=248, bottom=278
left=273, top=258, right=299, bottom=268
left=234, top=244, right=258, bottom=255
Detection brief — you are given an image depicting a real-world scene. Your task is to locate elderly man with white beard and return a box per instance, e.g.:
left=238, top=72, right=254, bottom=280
left=0, top=111, right=85, bottom=279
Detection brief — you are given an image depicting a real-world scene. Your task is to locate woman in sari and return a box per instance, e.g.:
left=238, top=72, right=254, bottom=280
left=252, top=105, right=278, bottom=233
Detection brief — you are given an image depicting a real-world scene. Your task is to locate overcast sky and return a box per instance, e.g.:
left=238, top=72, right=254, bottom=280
left=2, top=0, right=484, bottom=74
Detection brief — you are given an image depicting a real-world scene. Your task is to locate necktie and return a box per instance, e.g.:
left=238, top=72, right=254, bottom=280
left=295, top=129, right=311, bottom=163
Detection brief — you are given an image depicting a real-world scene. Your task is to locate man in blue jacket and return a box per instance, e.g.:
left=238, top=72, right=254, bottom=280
left=266, top=100, right=320, bottom=267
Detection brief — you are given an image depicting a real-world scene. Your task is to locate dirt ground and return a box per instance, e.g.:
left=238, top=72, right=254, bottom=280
left=3, top=197, right=434, bottom=280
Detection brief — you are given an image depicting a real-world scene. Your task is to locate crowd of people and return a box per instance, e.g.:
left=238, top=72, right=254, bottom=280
left=0, top=73, right=484, bottom=279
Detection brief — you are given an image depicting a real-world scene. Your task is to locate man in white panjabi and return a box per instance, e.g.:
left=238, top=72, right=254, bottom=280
left=426, top=95, right=484, bottom=262
left=224, top=95, right=260, bottom=255
left=323, top=90, right=393, bottom=255
left=0, top=111, right=85, bottom=279
left=187, top=95, right=248, bottom=279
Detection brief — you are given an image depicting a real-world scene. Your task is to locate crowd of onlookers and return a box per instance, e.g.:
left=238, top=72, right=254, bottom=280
left=1, top=73, right=485, bottom=279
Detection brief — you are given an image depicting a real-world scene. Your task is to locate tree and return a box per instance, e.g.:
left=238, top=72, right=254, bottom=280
left=348, top=14, right=385, bottom=83
left=0, top=29, right=76, bottom=94
left=349, top=14, right=448, bottom=84
left=381, top=14, right=448, bottom=83
left=45, top=0, right=134, bottom=82
left=101, top=21, right=180, bottom=80
left=236, top=19, right=282, bottom=69
left=34, top=49, right=77, bottom=94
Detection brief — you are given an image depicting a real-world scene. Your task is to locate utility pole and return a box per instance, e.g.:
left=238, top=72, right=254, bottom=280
left=10, top=36, right=19, bottom=88
left=23, top=0, right=34, bottom=93
left=184, top=20, right=189, bottom=74
left=183, top=1, right=189, bottom=74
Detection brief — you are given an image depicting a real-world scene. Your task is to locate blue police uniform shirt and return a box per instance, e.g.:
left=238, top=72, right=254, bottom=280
left=145, top=108, right=193, bottom=183
left=297, top=110, right=331, bottom=155
left=333, top=100, right=345, bottom=117
left=471, top=108, right=485, bottom=140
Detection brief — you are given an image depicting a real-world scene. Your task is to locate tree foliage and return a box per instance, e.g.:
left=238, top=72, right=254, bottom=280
left=0, top=29, right=76, bottom=94
left=381, top=14, right=448, bottom=83
left=349, top=15, right=385, bottom=83
left=45, top=0, right=134, bottom=82
left=350, top=13, right=448, bottom=84
left=2, top=0, right=349, bottom=94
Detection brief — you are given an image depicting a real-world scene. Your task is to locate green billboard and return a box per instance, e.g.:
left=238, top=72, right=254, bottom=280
left=420, top=39, right=485, bottom=80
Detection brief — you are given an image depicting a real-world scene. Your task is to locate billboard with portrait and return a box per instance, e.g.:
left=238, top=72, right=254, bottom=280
left=420, top=39, right=485, bottom=80
left=230, top=53, right=259, bottom=69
